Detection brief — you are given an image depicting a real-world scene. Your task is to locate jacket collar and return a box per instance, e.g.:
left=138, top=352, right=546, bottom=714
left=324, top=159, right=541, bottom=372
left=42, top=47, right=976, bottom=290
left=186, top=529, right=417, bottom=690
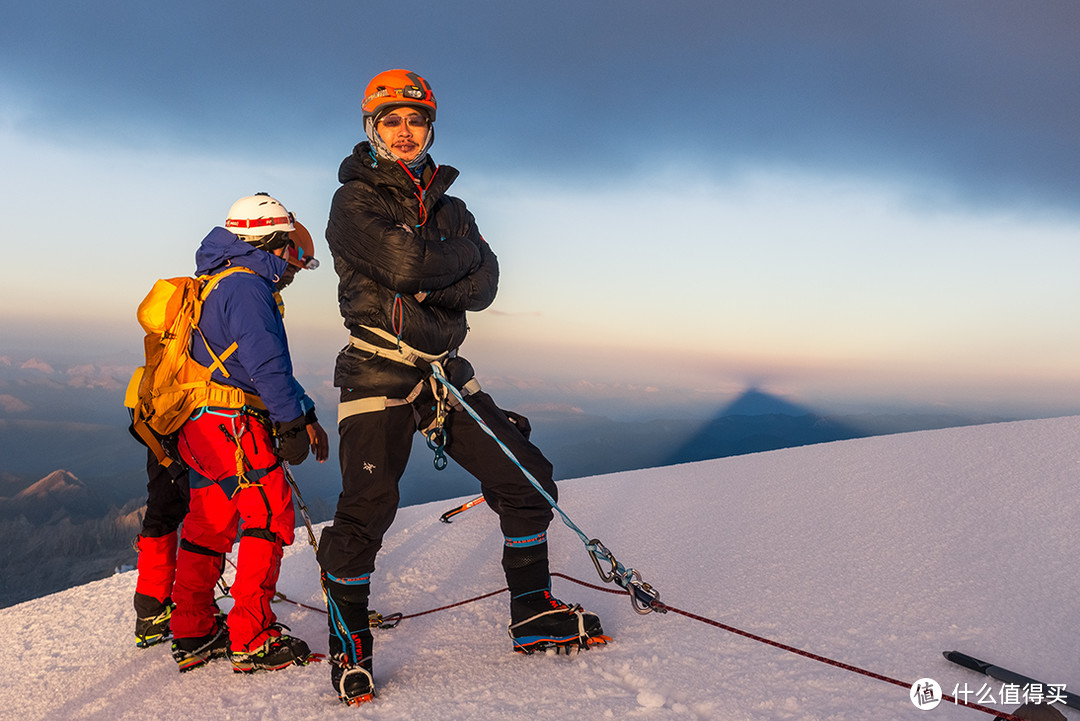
left=339, top=141, right=459, bottom=200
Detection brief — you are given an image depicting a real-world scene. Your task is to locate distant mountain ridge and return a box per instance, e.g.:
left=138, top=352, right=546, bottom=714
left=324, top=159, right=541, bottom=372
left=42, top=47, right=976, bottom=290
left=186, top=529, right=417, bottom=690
left=0, top=468, right=111, bottom=523
left=13, top=469, right=84, bottom=500
left=0, top=468, right=145, bottom=608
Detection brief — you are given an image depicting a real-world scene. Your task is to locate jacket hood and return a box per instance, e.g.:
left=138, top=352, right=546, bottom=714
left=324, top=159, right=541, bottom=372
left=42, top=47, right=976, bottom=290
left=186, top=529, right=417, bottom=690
left=338, top=142, right=390, bottom=184
left=195, top=226, right=288, bottom=280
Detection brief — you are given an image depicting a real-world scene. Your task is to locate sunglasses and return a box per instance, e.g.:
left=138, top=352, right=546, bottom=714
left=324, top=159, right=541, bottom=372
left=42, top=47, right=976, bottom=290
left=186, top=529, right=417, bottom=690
left=379, top=114, right=428, bottom=129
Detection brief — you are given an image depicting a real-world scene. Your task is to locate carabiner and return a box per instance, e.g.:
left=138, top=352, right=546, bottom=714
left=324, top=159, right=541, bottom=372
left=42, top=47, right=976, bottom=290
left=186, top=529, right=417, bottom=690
left=367, top=610, right=403, bottom=629
left=587, top=538, right=618, bottom=583
left=588, top=538, right=665, bottom=615
left=623, top=569, right=664, bottom=615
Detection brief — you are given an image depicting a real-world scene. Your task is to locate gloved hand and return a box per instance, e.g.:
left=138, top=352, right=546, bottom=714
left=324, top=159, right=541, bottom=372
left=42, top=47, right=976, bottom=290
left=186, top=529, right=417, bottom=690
left=274, top=414, right=310, bottom=465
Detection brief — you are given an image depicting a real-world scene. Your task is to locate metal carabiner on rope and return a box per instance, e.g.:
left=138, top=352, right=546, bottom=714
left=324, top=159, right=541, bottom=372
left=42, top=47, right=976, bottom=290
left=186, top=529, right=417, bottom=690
left=587, top=538, right=618, bottom=582
left=368, top=610, right=403, bottom=629
left=622, top=567, right=665, bottom=615
left=587, top=538, right=665, bottom=615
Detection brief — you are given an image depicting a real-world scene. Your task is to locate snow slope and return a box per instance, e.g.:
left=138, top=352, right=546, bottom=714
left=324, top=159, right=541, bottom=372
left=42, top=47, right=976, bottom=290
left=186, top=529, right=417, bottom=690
left=3, top=417, right=1078, bottom=721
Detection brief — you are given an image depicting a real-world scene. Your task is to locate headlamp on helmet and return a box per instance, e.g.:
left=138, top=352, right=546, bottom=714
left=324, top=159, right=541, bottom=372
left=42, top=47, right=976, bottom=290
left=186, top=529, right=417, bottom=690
left=362, top=69, right=437, bottom=122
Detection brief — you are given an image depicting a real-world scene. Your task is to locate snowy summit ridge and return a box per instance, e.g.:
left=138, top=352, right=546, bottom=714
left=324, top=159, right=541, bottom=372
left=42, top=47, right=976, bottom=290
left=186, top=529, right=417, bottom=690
left=2, top=417, right=1078, bottom=720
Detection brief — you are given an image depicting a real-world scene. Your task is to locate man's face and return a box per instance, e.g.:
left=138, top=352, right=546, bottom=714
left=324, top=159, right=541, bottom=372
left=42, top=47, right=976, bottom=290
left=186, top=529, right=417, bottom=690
left=376, top=107, right=430, bottom=163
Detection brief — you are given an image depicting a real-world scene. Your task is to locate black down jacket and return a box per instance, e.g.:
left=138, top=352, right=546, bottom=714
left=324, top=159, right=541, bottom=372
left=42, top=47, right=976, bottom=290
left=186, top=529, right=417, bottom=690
left=328, top=142, right=499, bottom=396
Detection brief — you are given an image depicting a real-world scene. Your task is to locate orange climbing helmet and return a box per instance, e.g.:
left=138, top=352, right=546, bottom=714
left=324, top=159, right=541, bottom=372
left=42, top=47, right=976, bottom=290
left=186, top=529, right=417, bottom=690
left=362, top=69, right=437, bottom=122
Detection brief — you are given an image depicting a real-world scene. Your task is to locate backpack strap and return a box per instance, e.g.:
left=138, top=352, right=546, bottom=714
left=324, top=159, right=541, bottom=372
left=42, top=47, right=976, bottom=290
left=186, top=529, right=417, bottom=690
left=193, top=266, right=258, bottom=379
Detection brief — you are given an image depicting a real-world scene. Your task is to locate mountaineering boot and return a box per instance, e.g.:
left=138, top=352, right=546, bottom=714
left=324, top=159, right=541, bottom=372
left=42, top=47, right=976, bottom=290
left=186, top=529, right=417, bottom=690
left=323, top=572, right=375, bottom=704
left=508, top=589, right=609, bottom=654
left=502, top=536, right=608, bottom=653
left=133, top=531, right=179, bottom=647
left=133, top=592, right=174, bottom=648
left=229, top=623, right=312, bottom=673
left=171, top=618, right=229, bottom=672
left=330, top=627, right=375, bottom=705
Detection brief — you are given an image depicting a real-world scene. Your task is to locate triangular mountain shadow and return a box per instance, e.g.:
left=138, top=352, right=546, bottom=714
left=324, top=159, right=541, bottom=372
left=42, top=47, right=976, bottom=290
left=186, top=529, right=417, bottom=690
left=718, top=388, right=811, bottom=417
left=663, top=387, right=864, bottom=466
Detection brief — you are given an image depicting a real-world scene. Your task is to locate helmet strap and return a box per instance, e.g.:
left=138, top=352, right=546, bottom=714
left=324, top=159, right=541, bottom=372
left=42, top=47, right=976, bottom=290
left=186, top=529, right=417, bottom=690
left=243, top=230, right=291, bottom=252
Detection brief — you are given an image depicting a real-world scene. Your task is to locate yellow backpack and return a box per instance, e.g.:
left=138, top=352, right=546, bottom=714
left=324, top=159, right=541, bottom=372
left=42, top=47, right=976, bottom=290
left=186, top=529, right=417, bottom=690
left=125, top=266, right=261, bottom=468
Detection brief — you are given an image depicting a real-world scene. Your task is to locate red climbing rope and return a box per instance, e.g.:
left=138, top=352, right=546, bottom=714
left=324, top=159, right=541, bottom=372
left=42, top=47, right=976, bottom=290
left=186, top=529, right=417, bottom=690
left=260, top=567, right=1023, bottom=720
left=549, top=572, right=1023, bottom=721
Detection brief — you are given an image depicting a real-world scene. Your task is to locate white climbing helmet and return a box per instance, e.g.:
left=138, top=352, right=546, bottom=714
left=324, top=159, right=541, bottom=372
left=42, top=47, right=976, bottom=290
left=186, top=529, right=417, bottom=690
left=224, top=193, right=295, bottom=247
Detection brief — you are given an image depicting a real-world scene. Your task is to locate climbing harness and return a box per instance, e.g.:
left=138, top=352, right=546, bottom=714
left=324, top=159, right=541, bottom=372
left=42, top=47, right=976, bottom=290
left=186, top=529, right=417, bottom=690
left=346, top=326, right=451, bottom=366
left=427, top=362, right=664, bottom=615
left=217, top=421, right=261, bottom=497
left=338, top=328, right=480, bottom=470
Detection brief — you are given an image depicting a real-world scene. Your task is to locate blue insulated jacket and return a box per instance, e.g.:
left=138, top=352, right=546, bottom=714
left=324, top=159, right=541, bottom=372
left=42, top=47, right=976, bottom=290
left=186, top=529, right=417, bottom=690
left=191, top=227, right=307, bottom=424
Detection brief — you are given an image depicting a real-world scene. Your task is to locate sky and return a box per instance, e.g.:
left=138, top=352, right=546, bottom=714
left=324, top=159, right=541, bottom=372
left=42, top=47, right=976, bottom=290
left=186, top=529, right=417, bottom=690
left=3, top=1, right=1080, bottom=419
left=4, top=416, right=1079, bottom=719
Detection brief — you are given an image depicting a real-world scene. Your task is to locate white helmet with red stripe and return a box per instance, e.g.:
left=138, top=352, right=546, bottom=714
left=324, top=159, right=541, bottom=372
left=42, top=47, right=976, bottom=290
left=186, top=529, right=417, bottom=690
left=224, top=193, right=295, bottom=249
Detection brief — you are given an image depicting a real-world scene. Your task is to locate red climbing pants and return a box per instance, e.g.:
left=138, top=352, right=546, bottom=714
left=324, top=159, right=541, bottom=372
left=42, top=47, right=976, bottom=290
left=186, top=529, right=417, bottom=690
left=171, top=410, right=296, bottom=653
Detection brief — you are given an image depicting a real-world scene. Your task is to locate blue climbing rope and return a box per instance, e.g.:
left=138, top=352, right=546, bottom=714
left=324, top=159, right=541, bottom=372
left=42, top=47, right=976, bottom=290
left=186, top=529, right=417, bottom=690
left=428, top=362, right=665, bottom=615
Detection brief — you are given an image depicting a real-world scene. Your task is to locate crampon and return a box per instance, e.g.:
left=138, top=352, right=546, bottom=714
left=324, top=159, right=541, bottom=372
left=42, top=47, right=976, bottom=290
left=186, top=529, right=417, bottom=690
left=332, top=657, right=375, bottom=705
left=509, top=595, right=610, bottom=655
left=512, top=630, right=612, bottom=655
